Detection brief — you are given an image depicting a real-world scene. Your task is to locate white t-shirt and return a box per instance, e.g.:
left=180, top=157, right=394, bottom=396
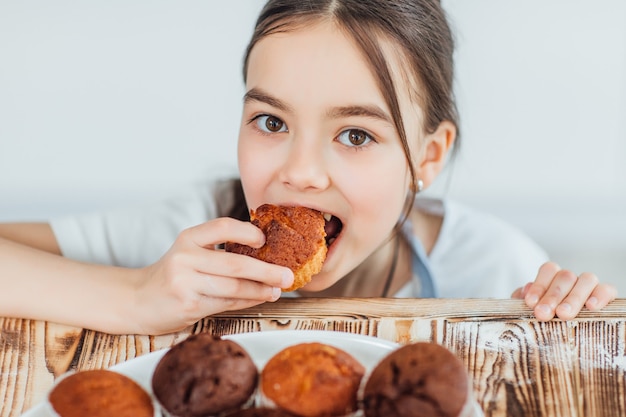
left=50, top=178, right=548, bottom=299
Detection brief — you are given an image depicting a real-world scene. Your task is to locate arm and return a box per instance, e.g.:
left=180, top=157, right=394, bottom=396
left=0, top=219, right=294, bottom=335
left=0, top=222, right=61, bottom=254
left=0, top=236, right=139, bottom=330
left=512, top=261, right=618, bottom=320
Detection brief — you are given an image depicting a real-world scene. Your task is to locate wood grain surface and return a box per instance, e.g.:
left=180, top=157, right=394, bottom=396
left=2, top=298, right=626, bottom=417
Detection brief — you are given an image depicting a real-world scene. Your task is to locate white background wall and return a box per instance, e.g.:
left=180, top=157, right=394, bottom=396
left=1, top=1, right=625, bottom=292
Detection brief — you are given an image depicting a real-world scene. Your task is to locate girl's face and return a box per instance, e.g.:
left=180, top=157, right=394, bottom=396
left=238, top=21, right=421, bottom=291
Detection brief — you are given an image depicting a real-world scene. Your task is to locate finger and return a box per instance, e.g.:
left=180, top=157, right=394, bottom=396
left=185, top=217, right=265, bottom=249
left=188, top=246, right=293, bottom=289
left=532, top=269, right=579, bottom=321
left=554, top=272, right=599, bottom=319
left=524, top=262, right=561, bottom=308
left=192, top=272, right=282, bottom=302
left=184, top=295, right=268, bottom=324
left=511, top=282, right=532, bottom=299
left=165, top=288, right=274, bottom=330
left=585, top=283, right=618, bottom=310
left=218, top=300, right=263, bottom=311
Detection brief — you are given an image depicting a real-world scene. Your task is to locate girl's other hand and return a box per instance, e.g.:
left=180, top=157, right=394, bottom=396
left=130, top=217, right=294, bottom=335
left=511, top=261, right=617, bottom=320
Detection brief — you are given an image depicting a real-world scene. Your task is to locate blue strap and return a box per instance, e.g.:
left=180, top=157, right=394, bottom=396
left=401, top=221, right=438, bottom=298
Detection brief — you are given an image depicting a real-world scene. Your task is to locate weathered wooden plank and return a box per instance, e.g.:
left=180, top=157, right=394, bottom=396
left=0, top=318, right=21, bottom=417
left=212, top=298, right=626, bottom=320
left=574, top=320, right=626, bottom=416
left=446, top=320, right=577, bottom=417
left=3, top=298, right=626, bottom=417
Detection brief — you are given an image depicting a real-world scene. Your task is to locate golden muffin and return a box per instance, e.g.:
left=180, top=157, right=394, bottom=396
left=260, top=342, right=365, bottom=416
left=48, top=369, right=154, bottom=417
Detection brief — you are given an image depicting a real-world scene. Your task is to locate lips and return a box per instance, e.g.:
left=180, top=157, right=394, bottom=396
left=323, top=213, right=343, bottom=247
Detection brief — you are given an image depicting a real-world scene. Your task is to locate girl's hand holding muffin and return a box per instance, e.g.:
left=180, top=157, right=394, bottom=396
left=132, top=217, right=294, bottom=334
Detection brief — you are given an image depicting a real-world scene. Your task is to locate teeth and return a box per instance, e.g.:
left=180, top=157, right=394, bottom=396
left=323, top=213, right=332, bottom=222
left=327, top=237, right=336, bottom=246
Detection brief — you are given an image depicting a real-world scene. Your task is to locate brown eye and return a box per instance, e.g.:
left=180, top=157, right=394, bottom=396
left=348, top=129, right=367, bottom=145
left=254, top=115, right=287, bottom=133
left=265, top=116, right=284, bottom=132
left=337, top=128, right=373, bottom=147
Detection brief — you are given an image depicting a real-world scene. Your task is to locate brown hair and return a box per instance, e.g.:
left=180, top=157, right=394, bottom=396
left=242, top=0, right=459, bottom=216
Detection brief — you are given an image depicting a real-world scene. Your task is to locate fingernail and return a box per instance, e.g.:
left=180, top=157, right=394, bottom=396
left=526, top=294, right=539, bottom=306
left=559, top=302, right=572, bottom=314
left=282, top=270, right=294, bottom=288
left=271, top=287, right=281, bottom=300
left=587, top=297, right=598, bottom=309
left=536, top=304, right=551, bottom=316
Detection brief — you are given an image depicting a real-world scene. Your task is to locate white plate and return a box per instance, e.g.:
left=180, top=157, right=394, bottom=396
left=21, top=330, right=398, bottom=416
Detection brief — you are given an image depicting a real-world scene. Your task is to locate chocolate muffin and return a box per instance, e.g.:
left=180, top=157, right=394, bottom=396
left=48, top=369, right=154, bottom=417
left=362, top=342, right=480, bottom=417
left=151, top=333, right=258, bottom=417
left=225, top=204, right=327, bottom=291
left=260, top=342, right=365, bottom=417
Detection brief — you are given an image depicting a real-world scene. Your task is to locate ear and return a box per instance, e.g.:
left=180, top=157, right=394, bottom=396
left=417, top=120, right=456, bottom=189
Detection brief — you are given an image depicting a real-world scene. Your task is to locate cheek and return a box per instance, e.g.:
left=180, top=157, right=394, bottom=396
left=358, top=176, right=407, bottom=225
left=336, top=153, right=410, bottom=229
left=237, top=135, right=269, bottom=209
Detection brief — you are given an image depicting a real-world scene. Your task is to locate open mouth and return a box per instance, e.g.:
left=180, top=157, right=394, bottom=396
left=323, top=213, right=343, bottom=247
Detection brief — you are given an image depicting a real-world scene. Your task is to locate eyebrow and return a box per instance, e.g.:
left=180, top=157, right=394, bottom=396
left=326, top=105, right=392, bottom=124
left=243, top=87, right=392, bottom=124
left=244, top=88, right=293, bottom=113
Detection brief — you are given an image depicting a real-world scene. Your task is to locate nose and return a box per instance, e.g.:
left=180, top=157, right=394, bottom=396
left=278, top=136, right=330, bottom=192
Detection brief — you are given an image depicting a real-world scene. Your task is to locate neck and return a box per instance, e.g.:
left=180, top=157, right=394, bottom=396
left=381, top=234, right=401, bottom=297
left=305, top=232, right=411, bottom=298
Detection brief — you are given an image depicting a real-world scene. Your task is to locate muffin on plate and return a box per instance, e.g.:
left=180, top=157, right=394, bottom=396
left=260, top=342, right=365, bottom=417
left=362, top=342, right=482, bottom=417
left=47, top=369, right=154, bottom=417
left=151, top=333, right=258, bottom=417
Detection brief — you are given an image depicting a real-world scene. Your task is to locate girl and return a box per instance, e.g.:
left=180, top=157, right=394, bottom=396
left=0, top=0, right=617, bottom=335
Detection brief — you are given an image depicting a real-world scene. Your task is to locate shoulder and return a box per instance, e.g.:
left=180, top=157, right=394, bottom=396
left=415, top=198, right=549, bottom=298
left=50, top=176, right=244, bottom=266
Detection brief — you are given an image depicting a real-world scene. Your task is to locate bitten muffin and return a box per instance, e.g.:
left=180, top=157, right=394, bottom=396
left=151, top=333, right=258, bottom=417
left=260, top=342, right=365, bottom=417
left=48, top=369, right=154, bottom=417
left=225, top=204, right=327, bottom=291
left=362, top=342, right=480, bottom=417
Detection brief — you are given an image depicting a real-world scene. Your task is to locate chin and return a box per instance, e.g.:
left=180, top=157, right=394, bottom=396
left=296, top=272, right=339, bottom=293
